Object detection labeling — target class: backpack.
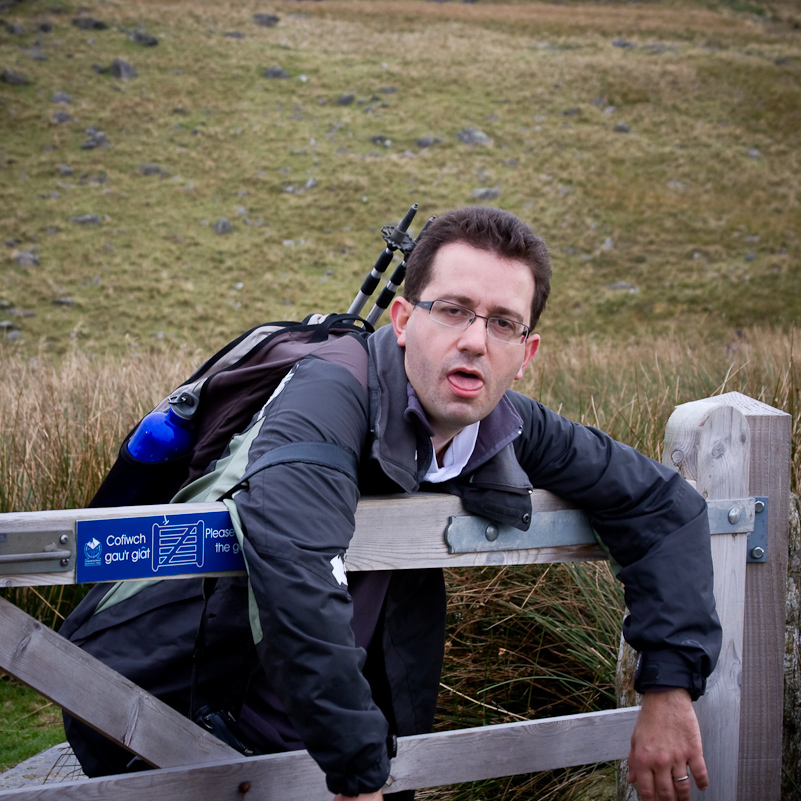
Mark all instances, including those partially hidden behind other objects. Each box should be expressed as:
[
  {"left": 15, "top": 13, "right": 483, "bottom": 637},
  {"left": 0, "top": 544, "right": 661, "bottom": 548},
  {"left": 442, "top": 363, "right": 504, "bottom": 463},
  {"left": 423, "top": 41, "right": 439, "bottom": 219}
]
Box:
[{"left": 61, "top": 206, "right": 426, "bottom": 776}]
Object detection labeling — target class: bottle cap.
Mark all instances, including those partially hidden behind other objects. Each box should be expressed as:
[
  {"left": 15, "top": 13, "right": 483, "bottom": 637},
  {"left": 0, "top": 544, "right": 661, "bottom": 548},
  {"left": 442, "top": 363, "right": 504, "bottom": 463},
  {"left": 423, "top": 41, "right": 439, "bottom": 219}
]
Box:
[{"left": 168, "top": 390, "right": 200, "bottom": 420}]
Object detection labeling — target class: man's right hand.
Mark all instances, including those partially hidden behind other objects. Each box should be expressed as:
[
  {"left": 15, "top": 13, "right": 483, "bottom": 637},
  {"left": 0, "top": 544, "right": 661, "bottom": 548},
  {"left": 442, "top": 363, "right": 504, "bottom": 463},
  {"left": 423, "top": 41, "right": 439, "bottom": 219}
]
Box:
[{"left": 333, "top": 792, "right": 383, "bottom": 801}]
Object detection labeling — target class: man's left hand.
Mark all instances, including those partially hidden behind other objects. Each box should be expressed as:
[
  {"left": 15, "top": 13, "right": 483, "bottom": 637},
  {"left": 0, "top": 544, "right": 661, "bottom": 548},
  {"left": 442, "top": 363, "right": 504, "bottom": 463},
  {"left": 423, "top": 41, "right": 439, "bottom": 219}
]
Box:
[{"left": 627, "top": 688, "right": 708, "bottom": 801}]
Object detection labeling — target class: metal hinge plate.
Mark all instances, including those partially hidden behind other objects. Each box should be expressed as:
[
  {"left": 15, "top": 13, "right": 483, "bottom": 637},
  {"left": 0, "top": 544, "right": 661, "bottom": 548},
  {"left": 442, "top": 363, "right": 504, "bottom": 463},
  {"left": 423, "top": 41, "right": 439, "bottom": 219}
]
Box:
[
  {"left": 0, "top": 529, "right": 74, "bottom": 575},
  {"left": 445, "top": 509, "right": 596, "bottom": 554},
  {"left": 747, "top": 497, "right": 768, "bottom": 563}
]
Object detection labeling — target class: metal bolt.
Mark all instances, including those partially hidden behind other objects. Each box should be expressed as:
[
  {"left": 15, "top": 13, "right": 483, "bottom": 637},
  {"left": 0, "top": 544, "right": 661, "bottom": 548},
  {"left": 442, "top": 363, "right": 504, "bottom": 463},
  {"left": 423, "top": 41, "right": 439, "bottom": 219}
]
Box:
[
  {"left": 59, "top": 534, "right": 69, "bottom": 544},
  {"left": 728, "top": 508, "right": 741, "bottom": 525},
  {"left": 60, "top": 558, "right": 70, "bottom": 567},
  {"left": 750, "top": 546, "right": 765, "bottom": 560},
  {"left": 238, "top": 782, "right": 251, "bottom": 795},
  {"left": 485, "top": 525, "right": 499, "bottom": 542},
  {"left": 755, "top": 500, "right": 766, "bottom": 514}
]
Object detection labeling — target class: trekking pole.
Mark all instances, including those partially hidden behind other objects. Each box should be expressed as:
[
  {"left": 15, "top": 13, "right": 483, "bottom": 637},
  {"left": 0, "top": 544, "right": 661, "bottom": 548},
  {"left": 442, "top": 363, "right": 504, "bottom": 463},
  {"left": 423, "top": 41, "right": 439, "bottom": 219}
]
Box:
[
  {"left": 364, "top": 215, "right": 436, "bottom": 327},
  {"left": 347, "top": 203, "right": 418, "bottom": 318}
]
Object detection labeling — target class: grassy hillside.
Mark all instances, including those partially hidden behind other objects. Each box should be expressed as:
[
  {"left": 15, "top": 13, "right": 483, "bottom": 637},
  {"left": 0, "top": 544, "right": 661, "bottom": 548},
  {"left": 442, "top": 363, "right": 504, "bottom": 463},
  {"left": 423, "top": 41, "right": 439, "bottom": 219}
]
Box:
[{"left": 1, "top": 0, "right": 799, "bottom": 356}]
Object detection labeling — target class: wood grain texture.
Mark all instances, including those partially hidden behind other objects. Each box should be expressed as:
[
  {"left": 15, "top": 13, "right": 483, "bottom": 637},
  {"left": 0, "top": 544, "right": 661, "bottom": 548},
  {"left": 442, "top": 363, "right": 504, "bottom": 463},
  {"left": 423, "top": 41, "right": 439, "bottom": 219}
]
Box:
[
  {"left": 705, "top": 393, "right": 791, "bottom": 801},
  {"left": 664, "top": 399, "right": 750, "bottom": 801},
  {"left": 0, "top": 597, "right": 238, "bottom": 770},
  {"left": 0, "top": 708, "right": 639, "bottom": 800},
  {"left": 0, "top": 492, "right": 605, "bottom": 587}
]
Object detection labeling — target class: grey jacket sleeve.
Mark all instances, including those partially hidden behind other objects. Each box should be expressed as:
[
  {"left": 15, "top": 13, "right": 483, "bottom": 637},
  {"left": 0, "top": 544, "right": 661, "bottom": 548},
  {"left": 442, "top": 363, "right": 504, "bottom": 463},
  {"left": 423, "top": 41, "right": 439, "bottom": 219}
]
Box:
[
  {"left": 233, "top": 357, "right": 390, "bottom": 796},
  {"left": 510, "top": 394, "right": 721, "bottom": 699}
]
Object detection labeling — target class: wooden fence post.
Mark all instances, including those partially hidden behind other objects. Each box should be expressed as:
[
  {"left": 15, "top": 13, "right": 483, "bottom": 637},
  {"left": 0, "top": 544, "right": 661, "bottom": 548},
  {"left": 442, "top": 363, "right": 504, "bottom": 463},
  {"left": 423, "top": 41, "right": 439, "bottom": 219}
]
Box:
[
  {"left": 684, "top": 392, "right": 791, "bottom": 801},
  {"left": 663, "top": 399, "right": 750, "bottom": 801}
]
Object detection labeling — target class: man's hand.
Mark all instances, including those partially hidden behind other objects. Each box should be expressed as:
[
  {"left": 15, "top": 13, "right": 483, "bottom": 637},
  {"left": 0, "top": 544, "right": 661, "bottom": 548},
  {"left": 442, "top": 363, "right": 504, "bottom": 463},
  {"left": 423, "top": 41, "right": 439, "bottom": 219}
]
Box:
[
  {"left": 333, "top": 792, "right": 383, "bottom": 801},
  {"left": 627, "top": 688, "right": 708, "bottom": 801}
]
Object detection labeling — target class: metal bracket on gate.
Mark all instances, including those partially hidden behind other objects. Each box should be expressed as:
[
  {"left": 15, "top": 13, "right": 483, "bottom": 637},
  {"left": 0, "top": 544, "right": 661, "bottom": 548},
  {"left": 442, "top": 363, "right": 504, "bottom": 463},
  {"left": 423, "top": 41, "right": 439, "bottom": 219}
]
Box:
[
  {"left": 747, "top": 497, "right": 768, "bottom": 563},
  {"left": 0, "top": 529, "right": 75, "bottom": 575},
  {"left": 705, "top": 497, "right": 767, "bottom": 563},
  {"left": 445, "top": 509, "right": 596, "bottom": 554}
]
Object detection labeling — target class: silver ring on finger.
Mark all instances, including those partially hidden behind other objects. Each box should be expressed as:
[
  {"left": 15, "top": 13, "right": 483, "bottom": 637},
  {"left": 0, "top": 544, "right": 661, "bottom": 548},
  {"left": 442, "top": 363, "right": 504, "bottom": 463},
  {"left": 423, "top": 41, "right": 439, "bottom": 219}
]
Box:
[{"left": 673, "top": 775, "right": 690, "bottom": 783}]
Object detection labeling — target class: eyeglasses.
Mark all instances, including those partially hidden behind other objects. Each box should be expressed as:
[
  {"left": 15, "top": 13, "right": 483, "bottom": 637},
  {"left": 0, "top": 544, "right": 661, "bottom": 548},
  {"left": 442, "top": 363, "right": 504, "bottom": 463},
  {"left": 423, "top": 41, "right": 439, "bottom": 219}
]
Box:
[{"left": 414, "top": 300, "right": 530, "bottom": 344}]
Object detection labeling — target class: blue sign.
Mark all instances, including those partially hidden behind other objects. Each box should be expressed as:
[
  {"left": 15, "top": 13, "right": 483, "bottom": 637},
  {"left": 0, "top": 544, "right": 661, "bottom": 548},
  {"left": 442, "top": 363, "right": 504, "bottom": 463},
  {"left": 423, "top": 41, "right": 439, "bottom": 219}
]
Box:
[{"left": 76, "top": 510, "right": 246, "bottom": 583}]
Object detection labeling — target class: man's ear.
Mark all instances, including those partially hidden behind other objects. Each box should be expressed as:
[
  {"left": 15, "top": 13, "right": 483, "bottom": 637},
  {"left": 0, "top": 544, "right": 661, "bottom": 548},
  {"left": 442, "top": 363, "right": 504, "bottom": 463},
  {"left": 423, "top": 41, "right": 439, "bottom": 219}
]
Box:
[
  {"left": 389, "top": 297, "right": 413, "bottom": 347},
  {"left": 514, "top": 334, "right": 540, "bottom": 381}
]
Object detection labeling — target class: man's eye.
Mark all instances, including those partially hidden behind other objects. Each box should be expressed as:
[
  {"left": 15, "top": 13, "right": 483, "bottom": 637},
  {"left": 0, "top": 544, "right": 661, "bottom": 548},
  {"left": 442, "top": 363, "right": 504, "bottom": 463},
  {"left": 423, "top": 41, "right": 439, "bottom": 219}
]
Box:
[
  {"left": 443, "top": 305, "right": 468, "bottom": 318},
  {"left": 492, "top": 318, "right": 514, "bottom": 331}
]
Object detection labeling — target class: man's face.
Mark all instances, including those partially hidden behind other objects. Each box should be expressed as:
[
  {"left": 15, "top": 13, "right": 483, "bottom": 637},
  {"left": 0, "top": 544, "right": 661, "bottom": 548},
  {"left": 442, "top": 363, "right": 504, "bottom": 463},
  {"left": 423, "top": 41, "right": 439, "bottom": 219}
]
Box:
[{"left": 390, "top": 241, "right": 540, "bottom": 453}]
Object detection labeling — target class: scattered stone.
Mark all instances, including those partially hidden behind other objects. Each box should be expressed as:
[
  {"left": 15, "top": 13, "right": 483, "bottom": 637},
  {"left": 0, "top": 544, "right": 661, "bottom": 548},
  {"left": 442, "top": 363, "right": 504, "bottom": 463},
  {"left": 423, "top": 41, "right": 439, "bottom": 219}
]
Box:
[
  {"left": 253, "top": 13, "right": 279, "bottom": 27},
  {"left": 5, "top": 329, "right": 21, "bottom": 341},
  {"left": 139, "top": 163, "right": 166, "bottom": 176},
  {"left": 71, "top": 214, "right": 102, "bottom": 225},
  {"left": 455, "top": 127, "right": 492, "bottom": 145},
  {"left": 562, "top": 107, "right": 580, "bottom": 117},
  {"left": 1, "top": 69, "right": 29, "bottom": 86},
  {"left": 214, "top": 219, "right": 233, "bottom": 235},
  {"left": 613, "top": 123, "right": 630, "bottom": 134},
  {"left": 667, "top": 180, "right": 687, "bottom": 191},
  {"left": 79, "top": 171, "right": 106, "bottom": 185},
  {"left": 305, "top": 177, "right": 318, "bottom": 189},
  {"left": 37, "top": 22, "right": 53, "bottom": 33},
  {"left": 72, "top": 17, "right": 108, "bottom": 30},
  {"left": 58, "top": 164, "right": 73, "bottom": 176},
  {"left": 612, "top": 38, "right": 636, "bottom": 49},
  {"left": 471, "top": 187, "right": 500, "bottom": 201},
  {"left": 172, "top": 107, "right": 189, "bottom": 115},
  {"left": 337, "top": 93, "right": 355, "bottom": 106},
  {"left": 643, "top": 43, "right": 675, "bottom": 54},
  {"left": 92, "top": 63, "right": 108, "bottom": 74},
  {"left": 13, "top": 251, "right": 39, "bottom": 267},
  {"left": 264, "top": 65, "right": 289, "bottom": 79},
  {"left": 748, "top": 148, "right": 762, "bottom": 158},
  {"left": 746, "top": 252, "right": 757, "bottom": 262},
  {"left": 6, "top": 22, "right": 24, "bottom": 34},
  {"left": 379, "top": 86, "right": 396, "bottom": 94},
  {"left": 81, "top": 129, "right": 109, "bottom": 149},
  {"left": 8, "top": 306, "right": 35, "bottom": 316},
  {"left": 130, "top": 30, "right": 158, "bottom": 46},
  {"left": 602, "top": 237, "right": 615, "bottom": 250},
  {"left": 369, "top": 134, "right": 391, "bottom": 147},
  {"left": 224, "top": 31, "right": 244, "bottom": 39},
  {"left": 51, "top": 111, "right": 71, "bottom": 124},
  {"left": 606, "top": 281, "right": 639, "bottom": 293},
  {"left": 52, "top": 297, "right": 74, "bottom": 306},
  {"left": 25, "top": 48, "right": 48, "bottom": 61},
  {"left": 416, "top": 136, "right": 440, "bottom": 148},
  {"left": 110, "top": 58, "right": 137, "bottom": 80},
  {"left": 52, "top": 91, "right": 71, "bottom": 104}
]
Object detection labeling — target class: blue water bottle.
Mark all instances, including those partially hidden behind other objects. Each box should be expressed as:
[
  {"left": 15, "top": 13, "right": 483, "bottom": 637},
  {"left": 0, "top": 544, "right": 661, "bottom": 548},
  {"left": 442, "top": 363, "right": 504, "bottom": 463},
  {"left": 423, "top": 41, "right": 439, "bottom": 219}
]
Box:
[{"left": 126, "top": 390, "right": 200, "bottom": 462}]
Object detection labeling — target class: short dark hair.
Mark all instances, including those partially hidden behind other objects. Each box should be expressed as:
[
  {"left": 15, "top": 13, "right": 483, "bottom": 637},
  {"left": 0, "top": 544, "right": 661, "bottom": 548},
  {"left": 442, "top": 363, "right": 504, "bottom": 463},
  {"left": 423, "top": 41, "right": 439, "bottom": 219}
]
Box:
[{"left": 403, "top": 207, "right": 552, "bottom": 330}]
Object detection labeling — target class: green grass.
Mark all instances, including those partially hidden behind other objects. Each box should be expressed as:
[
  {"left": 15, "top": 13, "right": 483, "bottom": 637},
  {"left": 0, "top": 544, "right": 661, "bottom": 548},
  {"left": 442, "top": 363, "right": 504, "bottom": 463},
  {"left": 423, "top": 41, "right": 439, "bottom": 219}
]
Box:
[
  {"left": 0, "top": 0, "right": 799, "bottom": 355},
  {"left": 0, "top": 674, "right": 65, "bottom": 772}
]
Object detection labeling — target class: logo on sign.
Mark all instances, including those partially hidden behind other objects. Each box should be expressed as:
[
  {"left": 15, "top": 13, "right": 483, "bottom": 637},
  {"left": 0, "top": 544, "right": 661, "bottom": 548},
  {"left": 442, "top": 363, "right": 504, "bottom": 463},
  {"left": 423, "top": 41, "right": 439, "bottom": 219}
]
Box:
[
  {"left": 84, "top": 537, "right": 102, "bottom": 567},
  {"left": 152, "top": 520, "right": 204, "bottom": 572}
]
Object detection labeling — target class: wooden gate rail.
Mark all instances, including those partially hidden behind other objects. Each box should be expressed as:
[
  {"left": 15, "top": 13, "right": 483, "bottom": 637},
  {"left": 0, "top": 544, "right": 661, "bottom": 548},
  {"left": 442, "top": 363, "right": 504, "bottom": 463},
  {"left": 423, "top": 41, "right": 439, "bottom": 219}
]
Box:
[{"left": 0, "top": 392, "right": 791, "bottom": 801}]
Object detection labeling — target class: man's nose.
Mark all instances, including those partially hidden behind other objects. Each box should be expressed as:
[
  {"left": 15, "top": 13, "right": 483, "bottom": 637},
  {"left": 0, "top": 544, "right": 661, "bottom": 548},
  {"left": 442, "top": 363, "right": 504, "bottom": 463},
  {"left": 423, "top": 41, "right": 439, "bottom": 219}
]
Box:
[{"left": 456, "top": 318, "right": 489, "bottom": 353}]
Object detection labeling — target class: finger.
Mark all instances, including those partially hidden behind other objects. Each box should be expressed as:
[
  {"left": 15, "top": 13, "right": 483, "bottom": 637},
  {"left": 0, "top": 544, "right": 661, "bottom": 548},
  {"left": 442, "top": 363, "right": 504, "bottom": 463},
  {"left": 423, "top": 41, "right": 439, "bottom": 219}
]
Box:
[
  {"left": 672, "top": 769, "right": 692, "bottom": 801},
  {"left": 689, "top": 751, "right": 710, "bottom": 790},
  {"left": 653, "top": 767, "right": 679, "bottom": 801}
]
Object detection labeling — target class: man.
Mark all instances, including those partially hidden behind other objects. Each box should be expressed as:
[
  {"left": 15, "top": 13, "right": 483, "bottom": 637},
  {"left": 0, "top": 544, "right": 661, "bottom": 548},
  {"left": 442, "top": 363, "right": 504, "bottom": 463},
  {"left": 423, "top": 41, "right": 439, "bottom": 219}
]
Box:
[{"left": 64, "top": 207, "right": 720, "bottom": 801}]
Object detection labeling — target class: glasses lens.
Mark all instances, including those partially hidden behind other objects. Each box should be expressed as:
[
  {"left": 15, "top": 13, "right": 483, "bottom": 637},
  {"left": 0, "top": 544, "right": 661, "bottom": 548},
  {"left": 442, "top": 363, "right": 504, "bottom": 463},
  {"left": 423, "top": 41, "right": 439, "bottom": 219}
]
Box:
[
  {"left": 430, "top": 301, "right": 473, "bottom": 328},
  {"left": 487, "top": 318, "right": 526, "bottom": 343}
]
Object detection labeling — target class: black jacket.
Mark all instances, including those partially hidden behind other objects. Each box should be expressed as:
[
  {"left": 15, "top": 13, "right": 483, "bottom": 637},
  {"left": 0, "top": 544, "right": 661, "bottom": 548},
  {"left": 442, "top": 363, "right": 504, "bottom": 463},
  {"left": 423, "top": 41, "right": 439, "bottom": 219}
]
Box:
[{"left": 229, "top": 324, "right": 721, "bottom": 795}]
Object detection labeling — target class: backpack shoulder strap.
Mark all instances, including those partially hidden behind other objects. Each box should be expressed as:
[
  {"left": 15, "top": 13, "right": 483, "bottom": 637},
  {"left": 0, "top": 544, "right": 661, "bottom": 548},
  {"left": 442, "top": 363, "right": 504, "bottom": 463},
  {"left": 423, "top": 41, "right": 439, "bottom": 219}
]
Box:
[{"left": 219, "top": 441, "right": 358, "bottom": 501}]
